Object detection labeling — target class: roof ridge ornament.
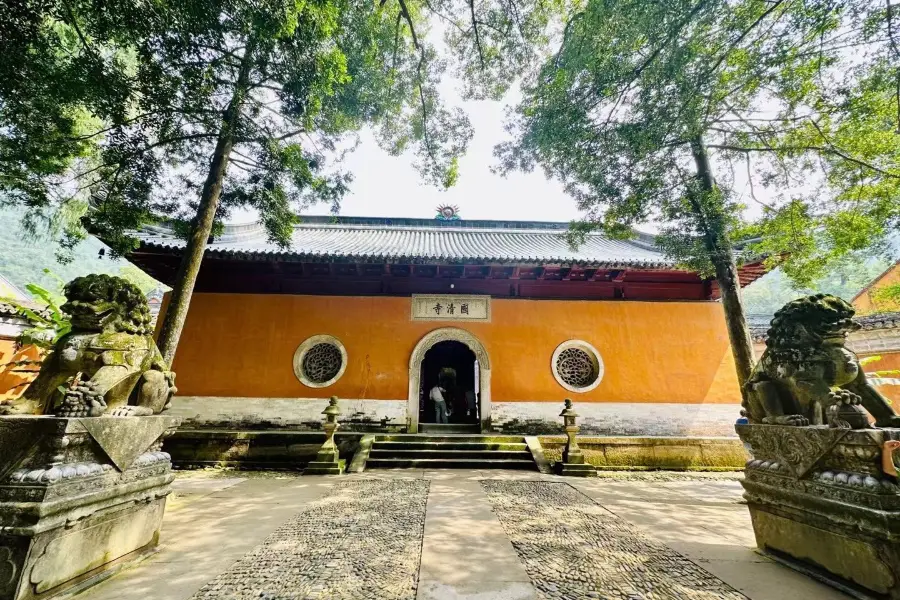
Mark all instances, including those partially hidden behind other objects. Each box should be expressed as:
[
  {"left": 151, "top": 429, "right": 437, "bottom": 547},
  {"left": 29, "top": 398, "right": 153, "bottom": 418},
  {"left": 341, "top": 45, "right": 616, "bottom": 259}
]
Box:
[{"left": 435, "top": 204, "right": 461, "bottom": 221}]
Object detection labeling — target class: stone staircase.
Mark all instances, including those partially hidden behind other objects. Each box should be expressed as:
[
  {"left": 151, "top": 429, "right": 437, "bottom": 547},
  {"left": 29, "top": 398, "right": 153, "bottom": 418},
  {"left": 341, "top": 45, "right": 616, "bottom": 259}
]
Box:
[
  {"left": 363, "top": 434, "right": 540, "bottom": 470},
  {"left": 419, "top": 423, "right": 481, "bottom": 434}
]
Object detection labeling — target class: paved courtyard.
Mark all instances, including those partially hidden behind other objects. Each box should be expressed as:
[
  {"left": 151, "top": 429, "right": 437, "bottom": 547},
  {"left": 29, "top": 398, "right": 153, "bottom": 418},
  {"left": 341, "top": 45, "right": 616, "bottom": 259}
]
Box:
[{"left": 77, "top": 470, "right": 849, "bottom": 600}]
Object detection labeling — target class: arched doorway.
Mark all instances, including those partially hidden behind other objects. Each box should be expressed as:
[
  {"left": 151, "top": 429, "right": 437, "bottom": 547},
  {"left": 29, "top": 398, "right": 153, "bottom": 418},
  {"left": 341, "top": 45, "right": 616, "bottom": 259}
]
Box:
[
  {"left": 408, "top": 328, "right": 491, "bottom": 433},
  {"left": 419, "top": 341, "right": 478, "bottom": 426}
]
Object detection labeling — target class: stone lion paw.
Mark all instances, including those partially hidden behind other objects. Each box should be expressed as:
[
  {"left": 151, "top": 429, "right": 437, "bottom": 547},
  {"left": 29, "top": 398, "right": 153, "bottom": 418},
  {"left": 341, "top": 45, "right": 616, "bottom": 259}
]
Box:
[
  {"left": 106, "top": 405, "right": 154, "bottom": 417},
  {"left": 829, "top": 389, "right": 862, "bottom": 406},
  {"left": 55, "top": 381, "right": 106, "bottom": 417},
  {"left": 763, "top": 414, "right": 809, "bottom": 426}
]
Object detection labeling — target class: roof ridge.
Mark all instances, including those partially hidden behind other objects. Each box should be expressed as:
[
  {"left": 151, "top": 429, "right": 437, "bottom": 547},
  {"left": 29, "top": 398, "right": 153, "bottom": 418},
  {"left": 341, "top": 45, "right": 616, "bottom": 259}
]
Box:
[{"left": 130, "top": 218, "right": 677, "bottom": 269}]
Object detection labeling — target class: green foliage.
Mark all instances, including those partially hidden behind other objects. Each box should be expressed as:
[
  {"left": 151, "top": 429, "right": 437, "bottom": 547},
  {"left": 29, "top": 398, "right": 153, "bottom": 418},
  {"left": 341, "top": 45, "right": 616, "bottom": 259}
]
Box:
[
  {"left": 1, "top": 283, "right": 71, "bottom": 352},
  {"left": 874, "top": 282, "right": 900, "bottom": 309},
  {"left": 743, "top": 254, "right": 892, "bottom": 314},
  {"left": 497, "top": 0, "right": 899, "bottom": 285},
  {"left": 0, "top": 0, "right": 554, "bottom": 254}
]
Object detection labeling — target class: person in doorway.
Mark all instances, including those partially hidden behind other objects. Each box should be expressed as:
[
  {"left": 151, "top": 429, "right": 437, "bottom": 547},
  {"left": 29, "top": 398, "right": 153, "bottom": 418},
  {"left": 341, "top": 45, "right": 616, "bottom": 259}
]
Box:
[{"left": 430, "top": 384, "right": 449, "bottom": 424}]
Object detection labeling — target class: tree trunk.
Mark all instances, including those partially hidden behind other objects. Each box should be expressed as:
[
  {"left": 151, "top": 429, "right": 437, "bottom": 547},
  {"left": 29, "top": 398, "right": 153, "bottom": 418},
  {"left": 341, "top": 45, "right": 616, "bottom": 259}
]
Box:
[
  {"left": 156, "top": 39, "right": 257, "bottom": 365},
  {"left": 689, "top": 136, "right": 756, "bottom": 389}
]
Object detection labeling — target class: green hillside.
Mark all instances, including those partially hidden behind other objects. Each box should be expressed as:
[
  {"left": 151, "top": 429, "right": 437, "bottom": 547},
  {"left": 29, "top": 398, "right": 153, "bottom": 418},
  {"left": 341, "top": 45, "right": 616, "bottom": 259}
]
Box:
[
  {"left": 743, "top": 256, "right": 893, "bottom": 315},
  {"left": 0, "top": 206, "right": 163, "bottom": 300}
]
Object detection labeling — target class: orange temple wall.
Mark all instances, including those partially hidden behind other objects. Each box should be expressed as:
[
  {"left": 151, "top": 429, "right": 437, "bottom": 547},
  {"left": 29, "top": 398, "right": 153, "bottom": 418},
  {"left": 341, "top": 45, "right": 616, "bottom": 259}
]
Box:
[
  {"left": 165, "top": 293, "right": 742, "bottom": 404},
  {"left": 0, "top": 339, "right": 40, "bottom": 400}
]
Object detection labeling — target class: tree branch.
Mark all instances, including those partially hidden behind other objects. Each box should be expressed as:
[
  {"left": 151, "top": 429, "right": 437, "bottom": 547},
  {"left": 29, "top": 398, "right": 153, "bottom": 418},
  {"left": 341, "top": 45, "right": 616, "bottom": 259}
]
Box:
[
  {"left": 886, "top": 0, "right": 900, "bottom": 132},
  {"left": 397, "top": 0, "right": 420, "bottom": 50},
  {"left": 708, "top": 139, "right": 900, "bottom": 179},
  {"left": 632, "top": 0, "right": 712, "bottom": 80},
  {"left": 702, "top": 0, "right": 785, "bottom": 78},
  {"left": 391, "top": 10, "right": 403, "bottom": 72},
  {"left": 468, "top": 0, "right": 486, "bottom": 69},
  {"left": 395, "top": 0, "right": 436, "bottom": 165},
  {"left": 60, "top": 0, "right": 96, "bottom": 58}
]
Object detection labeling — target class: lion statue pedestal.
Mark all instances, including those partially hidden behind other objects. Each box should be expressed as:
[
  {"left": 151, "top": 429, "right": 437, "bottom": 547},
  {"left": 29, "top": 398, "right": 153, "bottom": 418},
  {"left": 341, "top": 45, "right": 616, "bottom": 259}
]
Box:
[
  {"left": 0, "top": 275, "right": 181, "bottom": 600},
  {"left": 738, "top": 294, "right": 900, "bottom": 599},
  {"left": 738, "top": 424, "right": 900, "bottom": 598}
]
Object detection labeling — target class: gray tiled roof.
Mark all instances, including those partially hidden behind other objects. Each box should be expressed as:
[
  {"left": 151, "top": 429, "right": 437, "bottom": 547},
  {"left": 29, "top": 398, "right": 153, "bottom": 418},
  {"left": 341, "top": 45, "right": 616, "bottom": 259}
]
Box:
[
  {"left": 856, "top": 311, "right": 900, "bottom": 330},
  {"left": 749, "top": 311, "right": 900, "bottom": 342},
  {"left": 134, "top": 217, "right": 676, "bottom": 268}
]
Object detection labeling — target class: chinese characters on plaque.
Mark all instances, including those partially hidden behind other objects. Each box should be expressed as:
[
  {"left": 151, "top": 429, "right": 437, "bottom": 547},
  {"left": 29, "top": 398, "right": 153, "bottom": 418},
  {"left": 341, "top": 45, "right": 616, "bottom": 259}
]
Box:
[{"left": 410, "top": 295, "right": 491, "bottom": 322}]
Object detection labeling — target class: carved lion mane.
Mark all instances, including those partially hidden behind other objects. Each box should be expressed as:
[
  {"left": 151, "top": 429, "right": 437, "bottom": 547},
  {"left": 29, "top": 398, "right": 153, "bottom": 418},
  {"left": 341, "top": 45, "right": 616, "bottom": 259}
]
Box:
[
  {"left": 63, "top": 274, "right": 153, "bottom": 336},
  {"left": 765, "top": 293, "right": 858, "bottom": 355}
]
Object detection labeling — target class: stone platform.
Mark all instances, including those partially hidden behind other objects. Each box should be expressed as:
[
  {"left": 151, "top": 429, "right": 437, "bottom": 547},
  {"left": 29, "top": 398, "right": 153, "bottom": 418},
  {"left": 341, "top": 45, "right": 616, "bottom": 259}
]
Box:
[
  {"left": 0, "top": 415, "right": 180, "bottom": 600},
  {"left": 164, "top": 429, "right": 748, "bottom": 471}
]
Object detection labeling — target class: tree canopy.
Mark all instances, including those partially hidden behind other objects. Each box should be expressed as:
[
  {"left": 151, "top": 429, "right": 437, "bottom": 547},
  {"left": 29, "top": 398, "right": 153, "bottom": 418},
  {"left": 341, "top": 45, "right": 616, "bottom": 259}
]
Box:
[
  {"left": 496, "top": 0, "right": 900, "bottom": 385},
  {"left": 0, "top": 0, "right": 554, "bottom": 360}
]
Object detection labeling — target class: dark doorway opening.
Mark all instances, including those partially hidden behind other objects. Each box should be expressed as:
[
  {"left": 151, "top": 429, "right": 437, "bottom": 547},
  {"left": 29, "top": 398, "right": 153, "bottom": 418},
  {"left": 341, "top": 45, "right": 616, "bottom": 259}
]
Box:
[{"left": 419, "top": 340, "right": 480, "bottom": 425}]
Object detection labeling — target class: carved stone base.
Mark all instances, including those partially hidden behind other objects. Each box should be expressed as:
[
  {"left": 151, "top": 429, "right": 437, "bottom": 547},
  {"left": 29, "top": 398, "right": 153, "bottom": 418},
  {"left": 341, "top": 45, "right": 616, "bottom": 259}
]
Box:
[
  {"left": 737, "top": 423, "right": 900, "bottom": 599},
  {"left": 555, "top": 462, "right": 597, "bottom": 477},
  {"left": 748, "top": 505, "right": 898, "bottom": 599},
  {"left": 0, "top": 415, "right": 180, "bottom": 600},
  {"left": 304, "top": 459, "right": 346, "bottom": 475}
]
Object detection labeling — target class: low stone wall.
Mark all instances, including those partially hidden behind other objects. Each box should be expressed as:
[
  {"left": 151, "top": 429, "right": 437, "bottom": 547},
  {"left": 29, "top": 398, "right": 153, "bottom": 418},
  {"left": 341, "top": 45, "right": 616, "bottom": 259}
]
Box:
[
  {"left": 539, "top": 436, "right": 748, "bottom": 470},
  {"left": 170, "top": 397, "right": 744, "bottom": 438},
  {"left": 165, "top": 430, "right": 365, "bottom": 470},
  {"left": 165, "top": 429, "right": 747, "bottom": 471},
  {"left": 167, "top": 396, "right": 407, "bottom": 431},
  {"left": 491, "top": 402, "right": 742, "bottom": 438}
]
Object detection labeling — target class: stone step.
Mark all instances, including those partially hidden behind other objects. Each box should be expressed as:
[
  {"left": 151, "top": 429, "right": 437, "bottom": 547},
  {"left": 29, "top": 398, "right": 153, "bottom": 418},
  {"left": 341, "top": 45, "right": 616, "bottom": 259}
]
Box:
[
  {"left": 369, "top": 449, "right": 533, "bottom": 460},
  {"left": 376, "top": 434, "right": 526, "bottom": 444},
  {"left": 365, "top": 458, "right": 538, "bottom": 470},
  {"left": 372, "top": 441, "right": 528, "bottom": 452},
  {"left": 419, "top": 423, "right": 481, "bottom": 434}
]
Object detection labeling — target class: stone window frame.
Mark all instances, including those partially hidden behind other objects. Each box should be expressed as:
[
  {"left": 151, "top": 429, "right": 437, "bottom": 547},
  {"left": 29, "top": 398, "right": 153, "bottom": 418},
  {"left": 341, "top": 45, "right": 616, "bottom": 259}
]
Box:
[
  {"left": 293, "top": 335, "right": 348, "bottom": 388},
  {"left": 550, "top": 340, "right": 604, "bottom": 393}
]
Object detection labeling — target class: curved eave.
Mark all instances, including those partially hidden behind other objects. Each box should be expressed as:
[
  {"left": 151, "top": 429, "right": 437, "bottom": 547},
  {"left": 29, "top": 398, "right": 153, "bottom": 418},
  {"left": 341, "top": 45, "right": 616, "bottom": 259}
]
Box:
[{"left": 134, "top": 240, "right": 678, "bottom": 270}]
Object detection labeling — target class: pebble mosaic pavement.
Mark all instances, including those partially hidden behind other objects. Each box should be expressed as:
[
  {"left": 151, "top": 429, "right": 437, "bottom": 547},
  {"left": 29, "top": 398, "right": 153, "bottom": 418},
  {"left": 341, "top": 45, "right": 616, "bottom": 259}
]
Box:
[
  {"left": 188, "top": 479, "right": 429, "bottom": 600},
  {"left": 481, "top": 480, "right": 748, "bottom": 600}
]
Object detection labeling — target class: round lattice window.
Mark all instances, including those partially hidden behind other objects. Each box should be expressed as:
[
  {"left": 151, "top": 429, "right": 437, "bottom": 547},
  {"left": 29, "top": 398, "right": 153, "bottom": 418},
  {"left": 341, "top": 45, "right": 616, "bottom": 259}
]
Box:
[
  {"left": 551, "top": 340, "right": 604, "bottom": 393},
  {"left": 302, "top": 343, "right": 342, "bottom": 383},
  {"left": 293, "top": 335, "right": 347, "bottom": 388}
]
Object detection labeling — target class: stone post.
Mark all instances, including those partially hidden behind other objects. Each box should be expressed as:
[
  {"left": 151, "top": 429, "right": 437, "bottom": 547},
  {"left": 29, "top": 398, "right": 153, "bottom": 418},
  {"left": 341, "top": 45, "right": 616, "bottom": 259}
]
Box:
[
  {"left": 304, "top": 396, "right": 345, "bottom": 475},
  {"left": 555, "top": 399, "right": 596, "bottom": 477}
]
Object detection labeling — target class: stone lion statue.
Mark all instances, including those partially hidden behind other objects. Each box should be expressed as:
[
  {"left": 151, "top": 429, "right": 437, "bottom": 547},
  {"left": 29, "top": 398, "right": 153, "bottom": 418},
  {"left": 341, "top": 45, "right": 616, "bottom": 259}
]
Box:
[
  {"left": 3, "top": 274, "right": 176, "bottom": 417},
  {"left": 743, "top": 293, "right": 900, "bottom": 428}
]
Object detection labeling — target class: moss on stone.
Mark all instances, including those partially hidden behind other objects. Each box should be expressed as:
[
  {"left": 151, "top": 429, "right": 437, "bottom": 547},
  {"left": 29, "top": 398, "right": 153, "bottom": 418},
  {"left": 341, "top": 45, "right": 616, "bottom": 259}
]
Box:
[{"left": 538, "top": 436, "right": 746, "bottom": 470}]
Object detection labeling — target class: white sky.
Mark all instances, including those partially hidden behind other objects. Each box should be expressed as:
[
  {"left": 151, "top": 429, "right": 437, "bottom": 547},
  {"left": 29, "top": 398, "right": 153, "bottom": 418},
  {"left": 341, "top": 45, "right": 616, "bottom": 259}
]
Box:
[
  {"left": 265, "top": 94, "right": 586, "bottom": 224},
  {"left": 233, "top": 51, "right": 770, "bottom": 227},
  {"left": 288, "top": 95, "right": 768, "bottom": 227},
  {"left": 227, "top": 15, "right": 776, "bottom": 229}
]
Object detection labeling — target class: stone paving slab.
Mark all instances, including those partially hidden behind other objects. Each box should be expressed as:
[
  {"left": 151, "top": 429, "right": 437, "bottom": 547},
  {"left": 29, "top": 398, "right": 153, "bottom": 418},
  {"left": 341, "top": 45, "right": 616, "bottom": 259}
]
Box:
[
  {"left": 189, "top": 479, "right": 430, "bottom": 600},
  {"left": 482, "top": 480, "right": 748, "bottom": 600},
  {"left": 417, "top": 479, "right": 537, "bottom": 599}
]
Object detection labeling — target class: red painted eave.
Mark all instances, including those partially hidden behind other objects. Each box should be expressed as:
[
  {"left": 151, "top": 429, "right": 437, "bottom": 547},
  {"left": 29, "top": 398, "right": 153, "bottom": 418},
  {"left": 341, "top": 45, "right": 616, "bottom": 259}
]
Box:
[{"left": 707, "top": 260, "right": 770, "bottom": 300}]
